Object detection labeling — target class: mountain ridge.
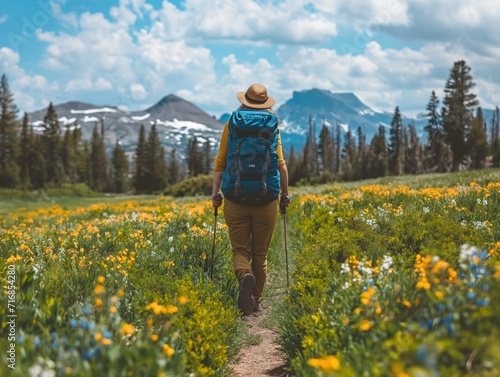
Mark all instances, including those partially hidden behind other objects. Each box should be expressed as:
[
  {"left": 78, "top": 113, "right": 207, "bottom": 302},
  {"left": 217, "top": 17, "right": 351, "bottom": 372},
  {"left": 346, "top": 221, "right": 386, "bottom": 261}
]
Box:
[{"left": 27, "top": 89, "right": 496, "bottom": 155}]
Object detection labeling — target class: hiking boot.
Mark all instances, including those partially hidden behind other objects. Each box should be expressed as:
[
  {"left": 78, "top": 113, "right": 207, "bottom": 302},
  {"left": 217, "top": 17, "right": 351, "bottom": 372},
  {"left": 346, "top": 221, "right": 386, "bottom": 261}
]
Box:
[
  {"left": 238, "top": 273, "right": 255, "bottom": 316},
  {"left": 253, "top": 298, "right": 263, "bottom": 313}
]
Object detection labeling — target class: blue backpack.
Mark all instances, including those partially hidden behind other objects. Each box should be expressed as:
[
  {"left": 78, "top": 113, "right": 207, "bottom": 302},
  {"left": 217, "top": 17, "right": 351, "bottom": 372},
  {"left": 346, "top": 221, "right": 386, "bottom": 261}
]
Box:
[{"left": 221, "top": 110, "right": 281, "bottom": 206}]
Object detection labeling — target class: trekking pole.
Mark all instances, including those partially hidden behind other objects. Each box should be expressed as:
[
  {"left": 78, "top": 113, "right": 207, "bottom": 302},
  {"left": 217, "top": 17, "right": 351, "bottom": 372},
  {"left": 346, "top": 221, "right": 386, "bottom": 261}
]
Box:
[
  {"left": 280, "top": 195, "right": 290, "bottom": 287},
  {"left": 210, "top": 202, "right": 219, "bottom": 280}
]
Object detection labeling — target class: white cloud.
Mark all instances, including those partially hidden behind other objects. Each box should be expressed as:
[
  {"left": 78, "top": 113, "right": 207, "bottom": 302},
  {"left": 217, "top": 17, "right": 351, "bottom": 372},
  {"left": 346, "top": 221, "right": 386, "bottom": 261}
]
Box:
[
  {"left": 65, "top": 77, "right": 113, "bottom": 92},
  {"left": 378, "top": 1, "right": 500, "bottom": 52},
  {"left": 4, "top": 0, "right": 500, "bottom": 118},
  {"left": 0, "top": 14, "right": 8, "bottom": 24},
  {"left": 312, "top": 0, "right": 410, "bottom": 30},
  {"left": 0, "top": 47, "right": 58, "bottom": 112},
  {"left": 157, "top": 0, "right": 338, "bottom": 44}
]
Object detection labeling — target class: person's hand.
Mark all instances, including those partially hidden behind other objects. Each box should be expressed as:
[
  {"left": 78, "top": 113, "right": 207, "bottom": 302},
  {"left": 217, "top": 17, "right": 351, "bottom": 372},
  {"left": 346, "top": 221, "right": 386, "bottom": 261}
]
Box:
[
  {"left": 212, "top": 193, "right": 223, "bottom": 208},
  {"left": 280, "top": 193, "right": 291, "bottom": 207}
]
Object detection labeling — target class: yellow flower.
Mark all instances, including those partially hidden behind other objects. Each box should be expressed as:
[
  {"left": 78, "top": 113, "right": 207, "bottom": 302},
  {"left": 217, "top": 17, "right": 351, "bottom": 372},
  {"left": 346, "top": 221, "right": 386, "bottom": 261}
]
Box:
[
  {"left": 165, "top": 305, "right": 178, "bottom": 314},
  {"left": 5, "top": 254, "right": 22, "bottom": 264},
  {"left": 402, "top": 300, "right": 412, "bottom": 308},
  {"left": 117, "top": 289, "right": 125, "bottom": 297},
  {"left": 360, "top": 287, "right": 377, "bottom": 305},
  {"left": 94, "top": 285, "right": 105, "bottom": 294},
  {"left": 120, "top": 323, "right": 135, "bottom": 336},
  {"left": 151, "top": 334, "right": 159, "bottom": 342},
  {"left": 101, "top": 338, "right": 112, "bottom": 346},
  {"left": 97, "top": 276, "right": 105, "bottom": 283},
  {"left": 434, "top": 290, "right": 443, "bottom": 299},
  {"left": 179, "top": 296, "right": 189, "bottom": 305},
  {"left": 95, "top": 298, "right": 103, "bottom": 307},
  {"left": 359, "top": 320, "right": 373, "bottom": 331},
  {"left": 162, "top": 344, "right": 175, "bottom": 357},
  {"left": 94, "top": 332, "right": 103, "bottom": 341},
  {"left": 110, "top": 305, "right": 117, "bottom": 313},
  {"left": 416, "top": 278, "right": 431, "bottom": 290},
  {"left": 307, "top": 355, "right": 340, "bottom": 372}
]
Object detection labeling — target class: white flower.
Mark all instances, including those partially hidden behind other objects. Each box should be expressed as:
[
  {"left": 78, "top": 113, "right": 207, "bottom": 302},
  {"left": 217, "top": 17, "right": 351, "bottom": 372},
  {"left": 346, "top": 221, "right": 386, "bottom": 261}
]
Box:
[
  {"left": 340, "top": 263, "right": 351, "bottom": 273},
  {"left": 482, "top": 199, "right": 488, "bottom": 206},
  {"left": 337, "top": 217, "right": 343, "bottom": 223},
  {"left": 170, "top": 247, "right": 175, "bottom": 253},
  {"left": 168, "top": 236, "right": 173, "bottom": 243},
  {"left": 423, "top": 207, "right": 430, "bottom": 213},
  {"left": 366, "top": 218, "right": 377, "bottom": 229},
  {"left": 380, "top": 255, "right": 393, "bottom": 271}
]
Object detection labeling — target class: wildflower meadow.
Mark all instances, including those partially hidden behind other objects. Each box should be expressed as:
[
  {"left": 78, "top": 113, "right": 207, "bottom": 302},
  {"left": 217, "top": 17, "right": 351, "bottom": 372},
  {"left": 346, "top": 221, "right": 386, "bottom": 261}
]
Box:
[
  {"left": 1, "top": 169, "right": 500, "bottom": 376},
  {"left": 278, "top": 170, "right": 500, "bottom": 376}
]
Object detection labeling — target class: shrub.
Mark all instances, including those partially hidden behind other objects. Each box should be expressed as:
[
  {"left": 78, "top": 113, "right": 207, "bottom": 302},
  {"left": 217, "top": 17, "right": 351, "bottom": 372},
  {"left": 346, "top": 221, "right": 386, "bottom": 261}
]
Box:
[{"left": 165, "top": 175, "right": 213, "bottom": 197}]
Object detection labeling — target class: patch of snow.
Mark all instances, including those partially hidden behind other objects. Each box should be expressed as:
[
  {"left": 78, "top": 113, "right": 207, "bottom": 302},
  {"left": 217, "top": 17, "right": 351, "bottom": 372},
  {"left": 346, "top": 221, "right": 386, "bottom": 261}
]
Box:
[
  {"left": 279, "top": 120, "right": 307, "bottom": 135},
  {"left": 58, "top": 117, "right": 77, "bottom": 125},
  {"left": 31, "top": 120, "right": 44, "bottom": 127},
  {"left": 131, "top": 113, "right": 150, "bottom": 121},
  {"left": 81, "top": 115, "right": 100, "bottom": 123},
  {"left": 70, "top": 107, "right": 117, "bottom": 114},
  {"left": 338, "top": 122, "right": 349, "bottom": 132},
  {"left": 156, "top": 119, "right": 214, "bottom": 134},
  {"left": 359, "top": 109, "right": 375, "bottom": 116},
  {"left": 120, "top": 117, "right": 133, "bottom": 123}
]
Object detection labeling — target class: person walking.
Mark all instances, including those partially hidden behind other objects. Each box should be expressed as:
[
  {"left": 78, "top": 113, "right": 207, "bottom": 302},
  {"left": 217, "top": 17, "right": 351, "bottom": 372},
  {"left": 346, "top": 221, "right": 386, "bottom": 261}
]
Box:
[{"left": 211, "top": 83, "right": 291, "bottom": 316}]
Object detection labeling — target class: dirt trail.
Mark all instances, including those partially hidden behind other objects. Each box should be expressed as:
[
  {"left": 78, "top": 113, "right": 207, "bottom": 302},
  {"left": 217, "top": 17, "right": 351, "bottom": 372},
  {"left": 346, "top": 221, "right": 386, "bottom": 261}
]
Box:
[{"left": 230, "top": 306, "right": 288, "bottom": 377}]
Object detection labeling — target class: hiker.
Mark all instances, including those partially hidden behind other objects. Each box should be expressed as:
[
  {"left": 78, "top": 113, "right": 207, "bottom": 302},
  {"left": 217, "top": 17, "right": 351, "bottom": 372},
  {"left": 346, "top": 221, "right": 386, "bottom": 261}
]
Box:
[{"left": 211, "top": 83, "right": 291, "bottom": 316}]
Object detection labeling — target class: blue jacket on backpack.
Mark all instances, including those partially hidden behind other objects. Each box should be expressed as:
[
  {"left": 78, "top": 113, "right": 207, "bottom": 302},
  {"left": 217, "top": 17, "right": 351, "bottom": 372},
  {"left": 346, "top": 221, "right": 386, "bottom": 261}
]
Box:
[{"left": 221, "top": 110, "right": 281, "bottom": 206}]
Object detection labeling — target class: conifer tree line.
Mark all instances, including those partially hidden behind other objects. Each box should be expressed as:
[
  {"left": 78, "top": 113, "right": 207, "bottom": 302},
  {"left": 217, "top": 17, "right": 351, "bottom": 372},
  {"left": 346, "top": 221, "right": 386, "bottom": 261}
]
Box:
[
  {"left": 286, "top": 60, "right": 500, "bottom": 185},
  {"left": 0, "top": 73, "right": 212, "bottom": 194},
  {"left": 1, "top": 59, "right": 499, "bottom": 194}
]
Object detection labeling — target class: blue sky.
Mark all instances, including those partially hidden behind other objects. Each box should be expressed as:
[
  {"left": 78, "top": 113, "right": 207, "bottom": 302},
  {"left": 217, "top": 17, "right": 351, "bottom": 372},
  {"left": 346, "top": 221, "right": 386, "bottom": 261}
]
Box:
[{"left": 1, "top": 0, "right": 499, "bottom": 118}]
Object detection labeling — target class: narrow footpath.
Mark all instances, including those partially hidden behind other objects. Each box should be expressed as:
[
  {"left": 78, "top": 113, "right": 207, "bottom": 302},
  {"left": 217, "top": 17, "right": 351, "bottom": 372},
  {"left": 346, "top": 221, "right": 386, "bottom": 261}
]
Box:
[
  {"left": 230, "top": 308, "right": 288, "bottom": 377},
  {"left": 230, "top": 213, "right": 292, "bottom": 377}
]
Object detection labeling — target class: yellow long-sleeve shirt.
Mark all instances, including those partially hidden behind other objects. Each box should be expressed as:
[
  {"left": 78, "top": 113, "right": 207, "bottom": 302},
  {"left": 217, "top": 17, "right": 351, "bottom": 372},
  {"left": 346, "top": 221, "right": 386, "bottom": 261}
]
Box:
[{"left": 213, "top": 120, "right": 286, "bottom": 171}]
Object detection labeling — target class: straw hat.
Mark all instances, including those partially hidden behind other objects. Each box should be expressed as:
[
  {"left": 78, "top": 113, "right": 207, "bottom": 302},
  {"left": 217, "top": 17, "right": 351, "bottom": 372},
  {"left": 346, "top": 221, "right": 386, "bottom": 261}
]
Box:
[{"left": 237, "top": 83, "right": 275, "bottom": 109}]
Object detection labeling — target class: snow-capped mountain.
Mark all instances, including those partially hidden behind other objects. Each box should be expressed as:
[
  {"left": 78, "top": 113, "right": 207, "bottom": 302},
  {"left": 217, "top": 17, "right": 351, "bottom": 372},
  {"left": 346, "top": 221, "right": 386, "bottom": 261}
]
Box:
[
  {"left": 27, "top": 95, "right": 225, "bottom": 157},
  {"left": 30, "top": 89, "right": 497, "bottom": 158},
  {"left": 276, "top": 88, "right": 426, "bottom": 151}
]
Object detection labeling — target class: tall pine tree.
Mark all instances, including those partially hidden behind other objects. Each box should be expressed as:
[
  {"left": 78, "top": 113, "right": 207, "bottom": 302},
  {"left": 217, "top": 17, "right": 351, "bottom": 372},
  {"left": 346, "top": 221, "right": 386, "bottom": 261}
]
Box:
[
  {"left": 388, "top": 106, "right": 405, "bottom": 176},
  {"left": 134, "top": 124, "right": 148, "bottom": 193},
  {"left": 111, "top": 140, "right": 130, "bottom": 193},
  {"left": 145, "top": 123, "right": 167, "bottom": 192},
  {"left": 41, "top": 103, "right": 65, "bottom": 187},
  {"left": 0, "top": 73, "right": 20, "bottom": 187},
  {"left": 368, "top": 125, "right": 388, "bottom": 178},
  {"left": 167, "top": 148, "right": 180, "bottom": 185},
  {"left": 468, "top": 107, "right": 488, "bottom": 169},
  {"left": 186, "top": 136, "right": 203, "bottom": 177},
  {"left": 18, "top": 112, "right": 32, "bottom": 188},
  {"left": 423, "top": 91, "right": 449, "bottom": 172},
  {"left": 442, "top": 60, "right": 479, "bottom": 171},
  {"left": 89, "top": 123, "right": 108, "bottom": 191},
  {"left": 405, "top": 123, "right": 424, "bottom": 174},
  {"left": 341, "top": 128, "right": 358, "bottom": 181},
  {"left": 490, "top": 106, "right": 500, "bottom": 167}
]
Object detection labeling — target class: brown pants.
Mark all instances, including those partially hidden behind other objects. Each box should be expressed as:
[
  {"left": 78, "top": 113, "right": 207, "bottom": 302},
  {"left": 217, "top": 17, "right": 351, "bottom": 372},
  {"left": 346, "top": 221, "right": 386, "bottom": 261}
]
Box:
[{"left": 223, "top": 199, "right": 278, "bottom": 300}]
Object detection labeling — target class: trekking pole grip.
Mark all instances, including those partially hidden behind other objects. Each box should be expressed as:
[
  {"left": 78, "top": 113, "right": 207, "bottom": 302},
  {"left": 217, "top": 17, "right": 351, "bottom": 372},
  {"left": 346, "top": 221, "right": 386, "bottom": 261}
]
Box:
[{"left": 279, "top": 194, "right": 289, "bottom": 215}]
